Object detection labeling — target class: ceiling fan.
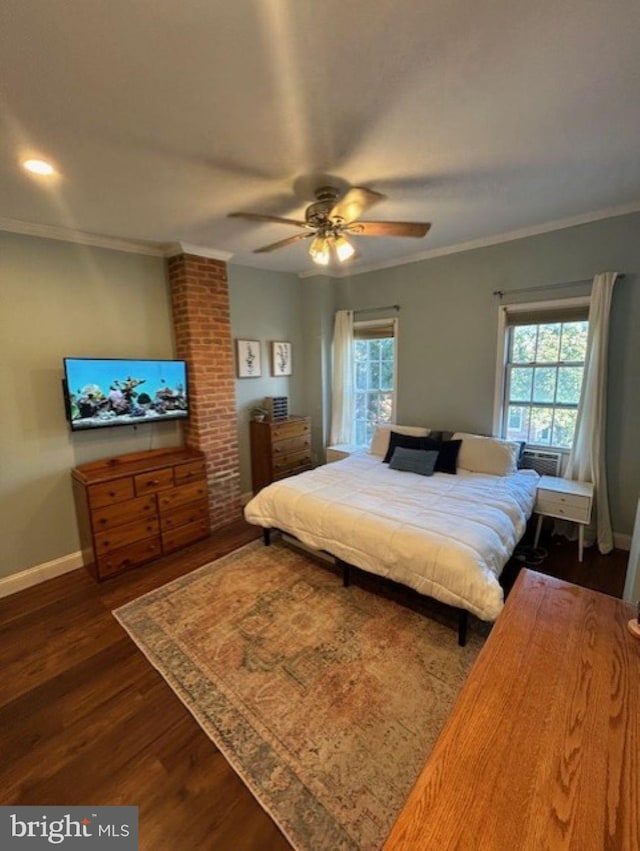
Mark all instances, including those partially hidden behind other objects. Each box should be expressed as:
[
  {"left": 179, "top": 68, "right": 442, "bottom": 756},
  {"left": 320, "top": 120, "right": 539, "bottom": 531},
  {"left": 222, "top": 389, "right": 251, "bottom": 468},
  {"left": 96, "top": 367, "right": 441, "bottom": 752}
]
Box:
[{"left": 228, "top": 185, "right": 431, "bottom": 266}]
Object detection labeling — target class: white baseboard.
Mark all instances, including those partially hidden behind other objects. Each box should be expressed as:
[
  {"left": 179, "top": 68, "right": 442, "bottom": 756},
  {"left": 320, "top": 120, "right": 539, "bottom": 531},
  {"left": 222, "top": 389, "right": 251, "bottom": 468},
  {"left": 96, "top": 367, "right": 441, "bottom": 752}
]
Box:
[
  {"left": 614, "top": 532, "right": 631, "bottom": 552},
  {"left": 0, "top": 551, "right": 83, "bottom": 599}
]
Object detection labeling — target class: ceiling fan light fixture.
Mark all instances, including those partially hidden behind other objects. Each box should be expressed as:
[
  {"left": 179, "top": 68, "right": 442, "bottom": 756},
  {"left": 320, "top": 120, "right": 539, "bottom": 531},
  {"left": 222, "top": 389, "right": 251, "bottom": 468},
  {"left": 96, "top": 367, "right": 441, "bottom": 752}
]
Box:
[
  {"left": 333, "top": 234, "right": 355, "bottom": 262},
  {"left": 309, "top": 235, "right": 331, "bottom": 266}
]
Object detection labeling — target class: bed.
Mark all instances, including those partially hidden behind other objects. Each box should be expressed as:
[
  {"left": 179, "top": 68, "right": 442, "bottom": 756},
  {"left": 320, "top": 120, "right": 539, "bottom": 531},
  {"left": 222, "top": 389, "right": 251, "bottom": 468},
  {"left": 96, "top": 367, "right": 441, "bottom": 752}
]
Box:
[{"left": 244, "top": 427, "right": 539, "bottom": 644}]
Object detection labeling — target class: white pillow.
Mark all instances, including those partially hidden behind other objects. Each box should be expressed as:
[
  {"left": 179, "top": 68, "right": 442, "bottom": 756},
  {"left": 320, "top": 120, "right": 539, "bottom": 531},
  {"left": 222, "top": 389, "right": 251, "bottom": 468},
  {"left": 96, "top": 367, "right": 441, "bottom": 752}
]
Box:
[
  {"left": 453, "top": 432, "right": 520, "bottom": 476},
  {"left": 368, "top": 424, "right": 430, "bottom": 458}
]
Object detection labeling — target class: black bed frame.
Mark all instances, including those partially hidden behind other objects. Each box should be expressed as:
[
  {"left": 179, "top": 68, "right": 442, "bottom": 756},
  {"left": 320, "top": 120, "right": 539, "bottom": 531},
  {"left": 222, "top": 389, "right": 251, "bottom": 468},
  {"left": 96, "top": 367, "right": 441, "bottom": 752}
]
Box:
[{"left": 261, "top": 527, "right": 470, "bottom": 647}]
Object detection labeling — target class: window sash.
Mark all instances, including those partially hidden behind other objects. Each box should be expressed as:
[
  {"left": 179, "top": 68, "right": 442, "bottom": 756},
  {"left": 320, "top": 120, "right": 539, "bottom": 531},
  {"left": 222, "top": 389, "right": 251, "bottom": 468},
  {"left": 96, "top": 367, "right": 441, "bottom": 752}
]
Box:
[
  {"left": 493, "top": 296, "right": 590, "bottom": 449},
  {"left": 352, "top": 318, "right": 397, "bottom": 446}
]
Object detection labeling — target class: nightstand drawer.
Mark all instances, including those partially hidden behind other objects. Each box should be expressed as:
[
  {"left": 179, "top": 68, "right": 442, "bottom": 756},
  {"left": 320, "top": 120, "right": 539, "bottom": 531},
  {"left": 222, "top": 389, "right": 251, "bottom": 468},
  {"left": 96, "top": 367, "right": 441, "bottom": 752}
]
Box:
[{"left": 535, "top": 495, "right": 591, "bottom": 523}]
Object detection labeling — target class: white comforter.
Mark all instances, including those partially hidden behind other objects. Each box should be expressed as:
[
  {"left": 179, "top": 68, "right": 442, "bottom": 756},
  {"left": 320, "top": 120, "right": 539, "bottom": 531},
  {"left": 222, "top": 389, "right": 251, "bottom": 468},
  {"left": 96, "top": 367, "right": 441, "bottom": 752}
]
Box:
[{"left": 244, "top": 452, "right": 539, "bottom": 621}]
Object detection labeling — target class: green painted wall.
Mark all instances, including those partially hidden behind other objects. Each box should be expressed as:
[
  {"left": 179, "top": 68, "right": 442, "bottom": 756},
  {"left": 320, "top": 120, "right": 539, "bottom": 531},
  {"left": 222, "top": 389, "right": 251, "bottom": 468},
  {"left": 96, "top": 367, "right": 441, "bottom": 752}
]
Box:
[
  {"left": 228, "top": 264, "right": 307, "bottom": 496},
  {"left": 334, "top": 212, "right": 640, "bottom": 535},
  {"left": 0, "top": 231, "right": 181, "bottom": 580}
]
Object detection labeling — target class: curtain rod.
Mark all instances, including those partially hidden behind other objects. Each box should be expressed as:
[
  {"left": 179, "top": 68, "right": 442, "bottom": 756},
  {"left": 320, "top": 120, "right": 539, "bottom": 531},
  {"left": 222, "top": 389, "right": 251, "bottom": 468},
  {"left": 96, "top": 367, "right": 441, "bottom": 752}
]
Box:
[
  {"left": 493, "top": 274, "right": 625, "bottom": 299},
  {"left": 353, "top": 303, "right": 400, "bottom": 314}
]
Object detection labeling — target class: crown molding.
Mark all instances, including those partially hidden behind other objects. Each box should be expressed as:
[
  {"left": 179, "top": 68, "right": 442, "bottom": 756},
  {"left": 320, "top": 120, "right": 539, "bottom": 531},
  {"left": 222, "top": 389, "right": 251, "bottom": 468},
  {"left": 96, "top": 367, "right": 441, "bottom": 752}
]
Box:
[
  {"left": 0, "top": 216, "right": 169, "bottom": 256},
  {"left": 164, "top": 241, "right": 233, "bottom": 261},
  {"left": 300, "top": 200, "right": 640, "bottom": 279}
]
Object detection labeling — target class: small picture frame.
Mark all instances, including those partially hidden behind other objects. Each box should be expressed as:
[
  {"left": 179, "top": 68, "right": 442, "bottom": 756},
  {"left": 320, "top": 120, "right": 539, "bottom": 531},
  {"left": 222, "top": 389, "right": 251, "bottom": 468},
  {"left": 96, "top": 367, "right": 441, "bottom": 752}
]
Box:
[
  {"left": 271, "top": 341, "right": 293, "bottom": 376},
  {"left": 236, "top": 339, "right": 262, "bottom": 378}
]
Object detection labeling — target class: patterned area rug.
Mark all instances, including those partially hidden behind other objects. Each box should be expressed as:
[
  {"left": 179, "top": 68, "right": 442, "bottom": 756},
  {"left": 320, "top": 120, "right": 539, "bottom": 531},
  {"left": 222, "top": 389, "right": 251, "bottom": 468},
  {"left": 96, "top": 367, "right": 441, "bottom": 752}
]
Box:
[{"left": 113, "top": 540, "right": 486, "bottom": 850}]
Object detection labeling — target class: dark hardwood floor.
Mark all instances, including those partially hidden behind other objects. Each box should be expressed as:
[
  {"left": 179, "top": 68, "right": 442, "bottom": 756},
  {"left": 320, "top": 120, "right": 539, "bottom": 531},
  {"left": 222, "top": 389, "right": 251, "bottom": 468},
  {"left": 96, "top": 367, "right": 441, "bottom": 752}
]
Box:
[{"left": 0, "top": 518, "right": 629, "bottom": 850}]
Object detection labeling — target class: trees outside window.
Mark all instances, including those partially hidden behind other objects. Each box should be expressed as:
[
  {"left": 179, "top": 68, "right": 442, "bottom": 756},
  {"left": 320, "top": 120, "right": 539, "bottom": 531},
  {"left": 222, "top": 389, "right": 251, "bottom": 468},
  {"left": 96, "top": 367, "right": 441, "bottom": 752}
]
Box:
[
  {"left": 352, "top": 321, "right": 396, "bottom": 446},
  {"left": 504, "top": 320, "right": 588, "bottom": 449}
]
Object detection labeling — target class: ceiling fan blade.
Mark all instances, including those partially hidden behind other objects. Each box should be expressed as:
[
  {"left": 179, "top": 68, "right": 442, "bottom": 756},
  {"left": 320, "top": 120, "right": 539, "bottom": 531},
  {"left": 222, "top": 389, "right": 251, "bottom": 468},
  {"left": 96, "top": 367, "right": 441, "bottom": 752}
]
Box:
[
  {"left": 329, "top": 187, "right": 385, "bottom": 224},
  {"left": 228, "top": 212, "right": 310, "bottom": 228},
  {"left": 253, "top": 233, "right": 313, "bottom": 254},
  {"left": 347, "top": 221, "right": 432, "bottom": 238}
]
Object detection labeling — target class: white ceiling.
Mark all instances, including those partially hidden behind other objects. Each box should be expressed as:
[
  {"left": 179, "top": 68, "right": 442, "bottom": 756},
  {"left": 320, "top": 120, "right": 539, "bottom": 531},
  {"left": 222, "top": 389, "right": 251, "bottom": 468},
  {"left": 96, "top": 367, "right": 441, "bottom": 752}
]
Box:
[{"left": 1, "top": 0, "right": 640, "bottom": 276}]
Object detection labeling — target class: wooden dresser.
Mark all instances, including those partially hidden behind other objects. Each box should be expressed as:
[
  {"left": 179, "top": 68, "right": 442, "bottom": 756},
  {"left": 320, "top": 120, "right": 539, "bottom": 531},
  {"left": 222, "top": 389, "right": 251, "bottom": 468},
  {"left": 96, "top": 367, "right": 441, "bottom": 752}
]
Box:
[
  {"left": 72, "top": 447, "right": 210, "bottom": 581},
  {"left": 384, "top": 570, "right": 640, "bottom": 850},
  {"left": 249, "top": 415, "right": 311, "bottom": 493}
]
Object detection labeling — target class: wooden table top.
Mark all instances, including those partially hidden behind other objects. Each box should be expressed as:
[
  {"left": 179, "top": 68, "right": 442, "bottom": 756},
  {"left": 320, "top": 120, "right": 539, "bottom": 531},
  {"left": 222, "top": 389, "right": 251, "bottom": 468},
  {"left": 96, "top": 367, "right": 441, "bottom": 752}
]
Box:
[{"left": 384, "top": 570, "right": 640, "bottom": 851}]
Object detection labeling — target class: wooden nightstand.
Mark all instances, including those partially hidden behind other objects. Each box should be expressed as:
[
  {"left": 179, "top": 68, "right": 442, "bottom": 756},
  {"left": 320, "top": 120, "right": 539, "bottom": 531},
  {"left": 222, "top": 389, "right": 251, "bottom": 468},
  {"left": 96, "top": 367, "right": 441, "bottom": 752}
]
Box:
[
  {"left": 326, "top": 443, "right": 361, "bottom": 463},
  {"left": 533, "top": 475, "right": 594, "bottom": 562}
]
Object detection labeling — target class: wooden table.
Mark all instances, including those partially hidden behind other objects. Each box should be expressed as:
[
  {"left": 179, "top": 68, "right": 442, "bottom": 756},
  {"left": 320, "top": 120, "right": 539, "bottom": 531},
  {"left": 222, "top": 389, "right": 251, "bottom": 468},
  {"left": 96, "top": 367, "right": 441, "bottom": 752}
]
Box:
[{"left": 385, "top": 570, "right": 640, "bottom": 851}]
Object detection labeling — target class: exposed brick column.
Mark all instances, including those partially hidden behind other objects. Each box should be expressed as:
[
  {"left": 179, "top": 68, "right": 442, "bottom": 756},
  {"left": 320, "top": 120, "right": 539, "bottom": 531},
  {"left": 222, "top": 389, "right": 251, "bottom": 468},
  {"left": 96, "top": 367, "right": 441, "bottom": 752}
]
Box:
[{"left": 167, "top": 253, "right": 242, "bottom": 529}]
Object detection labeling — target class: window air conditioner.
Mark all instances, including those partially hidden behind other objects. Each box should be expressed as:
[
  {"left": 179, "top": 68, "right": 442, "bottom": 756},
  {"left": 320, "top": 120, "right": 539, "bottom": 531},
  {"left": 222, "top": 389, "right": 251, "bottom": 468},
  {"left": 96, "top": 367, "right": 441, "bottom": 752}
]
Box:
[{"left": 520, "top": 449, "right": 562, "bottom": 477}]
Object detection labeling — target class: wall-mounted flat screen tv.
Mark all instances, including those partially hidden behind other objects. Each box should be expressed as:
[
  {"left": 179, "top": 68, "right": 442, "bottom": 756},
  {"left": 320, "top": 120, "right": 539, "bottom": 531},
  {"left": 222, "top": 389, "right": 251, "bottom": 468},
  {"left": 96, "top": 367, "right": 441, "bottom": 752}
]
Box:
[{"left": 63, "top": 357, "right": 189, "bottom": 431}]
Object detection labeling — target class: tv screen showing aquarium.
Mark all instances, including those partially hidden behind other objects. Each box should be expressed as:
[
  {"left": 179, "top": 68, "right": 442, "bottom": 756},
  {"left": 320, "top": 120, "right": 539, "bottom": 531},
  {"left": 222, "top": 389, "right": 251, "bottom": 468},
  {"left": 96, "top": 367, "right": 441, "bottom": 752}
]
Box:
[{"left": 63, "top": 358, "right": 189, "bottom": 431}]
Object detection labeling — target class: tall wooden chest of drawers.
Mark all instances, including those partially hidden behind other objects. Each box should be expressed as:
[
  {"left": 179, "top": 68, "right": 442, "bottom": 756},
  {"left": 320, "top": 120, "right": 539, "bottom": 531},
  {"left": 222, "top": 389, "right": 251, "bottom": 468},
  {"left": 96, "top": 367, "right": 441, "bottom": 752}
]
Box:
[
  {"left": 250, "top": 416, "right": 312, "bottom": 493},
  {"left": 71, "top": 447, "right": 210, "bottom": 580}
]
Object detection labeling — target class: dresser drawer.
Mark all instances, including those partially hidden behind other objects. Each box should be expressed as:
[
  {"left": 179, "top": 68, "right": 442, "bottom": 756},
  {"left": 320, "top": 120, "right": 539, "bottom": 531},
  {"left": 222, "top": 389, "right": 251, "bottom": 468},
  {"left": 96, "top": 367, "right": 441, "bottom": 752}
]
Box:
[
  {"left": 158, "top": 480, "right": 208, "bottom": 511},
  {"left": 162, "top": 518, "right": 210, "bottom": 553},
  {"left": 272, "top": 419, "right": 310, "bottom": 441},
  {"left": 273, "top": 435, "right": 311, "bottom": 456},
  {"left": 94, "top": 517, "right": 160, "bottom": 555},
  {"left": 535, "top": 495, "right": 591, "bottom": 523},
  {"left": 91, "top": 495, "right": 156, "bottom": 532},
  {"left": 174, "top": 459, "right": 207, "bottom": 484},
  {"left": 273, "top": 447, "right": 312, "bottom": 473},
  {"left": 96, "top": 536, "right": 162, "bottom": 579},
  {"left": 134, "top": 467, "right": 174, "bottom": 496},
  {"left": 160, "top": 499, "right": 209, "bottom": 532},
  {"left": 88, "top": 477, "right": 134, "bottom": 509}
]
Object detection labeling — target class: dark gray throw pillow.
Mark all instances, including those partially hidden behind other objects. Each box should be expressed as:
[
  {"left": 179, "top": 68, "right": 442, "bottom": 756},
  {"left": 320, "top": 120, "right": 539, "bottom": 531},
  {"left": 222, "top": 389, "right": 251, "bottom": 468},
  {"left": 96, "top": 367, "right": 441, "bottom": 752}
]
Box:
[
  {"left": 388, "top": 447, "right": 439, "bottom": 476},
  {"left": 383, "top": 431, "right": 431, "bottom": 463},
  {"left": 383, "top": 430, "right": 461, "bottom": 474}
]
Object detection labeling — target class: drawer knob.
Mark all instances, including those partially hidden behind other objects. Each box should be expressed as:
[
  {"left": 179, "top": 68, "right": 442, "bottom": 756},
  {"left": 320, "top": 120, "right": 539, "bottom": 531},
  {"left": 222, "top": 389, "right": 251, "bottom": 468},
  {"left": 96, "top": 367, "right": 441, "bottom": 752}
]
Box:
[{"left": 109, "top": 491, "right": 116, "bottom": 497}]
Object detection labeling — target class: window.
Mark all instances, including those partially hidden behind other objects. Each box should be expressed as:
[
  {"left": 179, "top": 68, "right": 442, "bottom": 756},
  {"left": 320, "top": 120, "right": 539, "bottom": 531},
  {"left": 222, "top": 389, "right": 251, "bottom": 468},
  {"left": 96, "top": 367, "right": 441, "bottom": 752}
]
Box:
[
  {"left": 494, "top": 299, "right": 589, "bottom": 451},
  {"left": 353, "top": 319, "right": 397, "bottom": 446}
]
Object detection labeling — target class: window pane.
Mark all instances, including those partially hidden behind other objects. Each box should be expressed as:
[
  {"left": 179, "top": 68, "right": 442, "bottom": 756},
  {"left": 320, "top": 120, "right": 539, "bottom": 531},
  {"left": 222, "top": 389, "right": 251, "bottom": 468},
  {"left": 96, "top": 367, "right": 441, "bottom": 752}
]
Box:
[
  {"left": 379, "top": 338, "right": 393, "bottom": 358},
  {"left": 355, "top": 420, "right": 367, "bottom": 446},
  {"left": 536, "top": 324, "right": 560, "bottom": 362},
  {"left": 368, "top": 340, "right": 380, "bottom": 360},
  {"left": 380, "top": 360, "right": 393, "bottom": 390},
  {"left": 506, "top": 406, "right": 530, "bottom": 442},
  {"left": 529, "top": 407, "right": 554, "bottom": 445},
  {"left": 367, "top": 393, "right": 382, "bottom": 420},
  {"left": 533, "top": 367, "right": 556, "bottom": 403},
  {"left": 378, "top": 392, "right": 393, "bottom": 422},
  {"left": 509, "top": 367, "right": 533, "bottom": 402},
  {"left": 354, "top": 392, "right": 366, "bottom": 420},
  {"left": 355, "top": 361, "right": 367, "bottom": 390},
  {"left": 552, "top": 409, "right": 577, "bottom": 448},
  {"left": 369, "top": 361, "right": 381, "bottom": 390},
  {"left": 557, "top": 366, "right": 583, "bottom": 405},
  {"left": 560, "top": 321, "right": 588, "bottom": 361},
  {"left": 511, "top": 326, "right": 536, "bottom": 363}
]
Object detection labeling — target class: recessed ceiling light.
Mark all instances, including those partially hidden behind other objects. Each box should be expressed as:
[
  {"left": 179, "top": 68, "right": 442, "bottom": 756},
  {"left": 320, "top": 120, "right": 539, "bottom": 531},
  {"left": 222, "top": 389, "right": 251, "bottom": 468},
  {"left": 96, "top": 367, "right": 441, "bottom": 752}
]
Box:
[{"left": 22, "top": 158, "right": 56, "bottom": 176}]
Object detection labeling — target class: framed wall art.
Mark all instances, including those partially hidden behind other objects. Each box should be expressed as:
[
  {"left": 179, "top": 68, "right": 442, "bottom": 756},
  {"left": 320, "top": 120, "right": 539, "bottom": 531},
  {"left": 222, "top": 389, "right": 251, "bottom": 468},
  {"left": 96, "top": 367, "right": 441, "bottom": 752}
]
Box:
[
  {"left": 271, "top": 341, "right": 292, "bottom": 376},
  {"left": 236, "top": 339, "right": 262, "bottom": 378}
]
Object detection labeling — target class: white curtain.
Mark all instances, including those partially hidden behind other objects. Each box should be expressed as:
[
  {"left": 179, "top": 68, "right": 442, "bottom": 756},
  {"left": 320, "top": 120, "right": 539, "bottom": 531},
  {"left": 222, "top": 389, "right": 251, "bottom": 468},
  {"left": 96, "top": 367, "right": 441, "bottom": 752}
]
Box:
[
  {"left": 330, "top": 310, "right": 354, "bottom": 445},
  {"left": 562, "top": 271, "right": 618, "bottom": 553}
]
